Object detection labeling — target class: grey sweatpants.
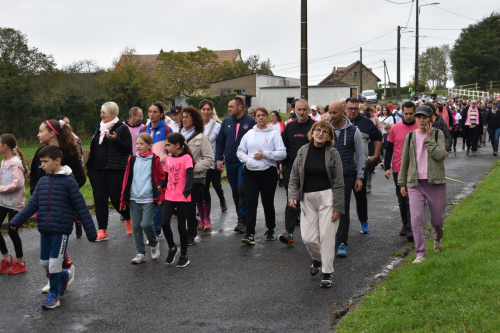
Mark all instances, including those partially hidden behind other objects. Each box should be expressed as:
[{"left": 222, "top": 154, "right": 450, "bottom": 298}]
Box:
[{"left": 130, "top": 201, "right": 158, "bottom": 255}]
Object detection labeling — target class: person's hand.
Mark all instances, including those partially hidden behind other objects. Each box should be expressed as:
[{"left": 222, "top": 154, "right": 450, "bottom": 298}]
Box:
[
  {"left": 157, "top": 185, "right": 162, "bottom": 191},
  {"left": 183, "top": 190, "right": 190, "bottom": 198},
  {"left": 484, "top": 126, "right": 487, "bottom": 129},
  {"left": 425, "top": 123, "right": 432, "bottom": 139},
  {"left": 120, "top": 205, "right": 126, "bottom": 211},
  {"left": 288, "top": 199, "right": 297, "bottom": 209},
  {"left": 216, "top": 160, "right": 224, "bottom": 172},
  {"left": 10, "top": 226, "right": 16, "bottom": 230},
  {"left": 253, "top": 150, "right": 264, "bottom": 160},
  {"left": 367, "top": 155, "right": 378, "bottom": 164},
  {"left": 332, "top": 212, "right": 340, "bottom": 222},
  {"left": 157, "top": 200, "right": 163, "bottom": 205},
  {"left": 354, "top": 178, "right": 363, "bottom": 192},
  {"left": 107, "top": 131, "right": 117, "bottom": 141},
  {"left": 279, "top": 164, "right": 283, "bottom": 172},
  {"left": 401, "top": 186, "right": 407, "bottom": 197},
  {"left": 445, "top": 151, "right": 449, "bottom": 158},
  {"left": 385, "top": 169, "right": 391, "bottom": 179}
]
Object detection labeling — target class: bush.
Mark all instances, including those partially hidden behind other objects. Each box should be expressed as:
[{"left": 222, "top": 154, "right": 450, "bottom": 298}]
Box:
[
  {"left": 186, "top": 93, "right": 238, "bottom": 118},
  {"left": 374, "top": 84, "right": 425, "bottom": 100}
]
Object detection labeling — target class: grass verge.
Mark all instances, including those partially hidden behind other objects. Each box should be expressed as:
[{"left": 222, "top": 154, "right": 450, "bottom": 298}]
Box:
[{"left": 336, "top": 161, "right": 500, "bottom": 332}]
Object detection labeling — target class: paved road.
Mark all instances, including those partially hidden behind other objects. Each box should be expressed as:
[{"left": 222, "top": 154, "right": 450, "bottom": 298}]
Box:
[{"left": 1, "top": 144, "right": 497, "bottom": 333}]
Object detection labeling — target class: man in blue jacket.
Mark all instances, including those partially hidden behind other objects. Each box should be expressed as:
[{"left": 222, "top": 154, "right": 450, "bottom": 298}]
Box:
[{"left": 216, "top": 97, "right": 256, "bottom": 232}]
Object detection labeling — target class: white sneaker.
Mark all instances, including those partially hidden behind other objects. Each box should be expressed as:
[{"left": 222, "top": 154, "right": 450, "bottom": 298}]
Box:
[
  {"left": 433, "top": 239, "right": 443, "bottom": 252},
  {"left": 158, "top": 230, "right": 164, "bottom": 239},
  {"left": 67, "top": 265, "right": 75, "bottom": 287},
  {"left": 41, "top": 280, "right": 50, "bottom": 293},
  {"left": 151, "top": 244, "right": 161, "bottom": 260},
  {"left": 413, "top": 256, "right": 426, "bottom": 264},
  {"left": 131, "top": 254, "right": 146, "bottom": 264},
  {"left": 146, "top": 239, "right": 149, "bottom": 246}
]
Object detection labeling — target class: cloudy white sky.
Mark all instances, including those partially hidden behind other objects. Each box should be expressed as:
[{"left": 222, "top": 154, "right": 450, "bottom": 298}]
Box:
[{"left": 2, "top": 0, "right": 498, "bottom": 87}]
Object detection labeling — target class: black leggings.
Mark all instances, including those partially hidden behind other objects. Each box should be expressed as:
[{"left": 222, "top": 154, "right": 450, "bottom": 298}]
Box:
[
  {"left": 187, "top": 183, "right": 204, "bottom": 239},
  {"left": 161, "top": 201, "right": 189, "bottom": 256},
  {"left": 452, "top": 130, "right": 461, "bottom": 150},
  {"left": 0, "top": 207, "right": 23, "bottom": 258},
  {"left": 197, "top": 169, "right": 225, "bottom": 205}
]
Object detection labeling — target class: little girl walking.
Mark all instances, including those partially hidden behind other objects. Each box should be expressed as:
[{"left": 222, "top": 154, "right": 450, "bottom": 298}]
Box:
[
  {"left": 0, "top": 134, "right": 29, "bottom": 274},
  {"left": 157, "top": 133, "right": 195, "bottom": 268},
  {"left": 120, "top": 133, "right": 165, "bottom": 264}
]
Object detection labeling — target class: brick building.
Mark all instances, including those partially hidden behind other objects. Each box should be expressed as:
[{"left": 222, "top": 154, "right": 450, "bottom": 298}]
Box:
[{"left": 318, "top": 61, "right": 381, "bottom": 91}]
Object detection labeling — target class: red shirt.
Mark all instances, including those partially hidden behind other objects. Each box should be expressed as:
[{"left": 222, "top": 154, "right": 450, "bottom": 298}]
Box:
[
  {"left": 389, "top": 106, "right": 395, "bottom": 112},
  {"left": 388, "top": 121, "right": 419, "bottom": 173}
]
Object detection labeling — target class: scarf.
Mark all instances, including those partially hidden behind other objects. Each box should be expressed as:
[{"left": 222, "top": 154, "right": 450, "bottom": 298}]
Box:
[
  {"left": 99, "top": 117, "right": 119, "bottom": 145},
  {"left": 439, "top": 107, "right": 449, "bottom": 127},
  {"left": 465, "top": 107, "right": 478, "bottom": 127},
  {"left": 181, "top": 127, "right": 196, "bottom": 143},
  {"left": 138, "top": 151, "right": 155, "bottom": 158}
]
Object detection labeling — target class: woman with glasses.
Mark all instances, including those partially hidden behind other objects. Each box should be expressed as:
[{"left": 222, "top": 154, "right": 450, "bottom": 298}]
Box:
[
  {"left": 287, "top": 120, "right": 345, "bottom": 288},
  {"left": 268, "top": 110, "right": 286, "bottom": 134}
]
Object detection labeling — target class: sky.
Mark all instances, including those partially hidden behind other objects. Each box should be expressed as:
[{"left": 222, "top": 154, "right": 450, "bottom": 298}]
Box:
[{"left": 2, "top": 0, "right": 498, "bottom": 89}]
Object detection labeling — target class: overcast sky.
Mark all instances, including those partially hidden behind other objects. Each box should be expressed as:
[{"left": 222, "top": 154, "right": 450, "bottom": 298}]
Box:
[{"left": 2, "top": 0, "right": 498, "bottom": 89}]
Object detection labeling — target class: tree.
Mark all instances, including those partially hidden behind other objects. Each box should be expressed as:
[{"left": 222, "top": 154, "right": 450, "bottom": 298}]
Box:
[
  {"left": 215, "top": 54, "right": 273, "bottom": 81},
  {"left": 450, "top": 12, "right": 500, "bottom": 91},
  {"left": 419, "top": 45, "right": 450, "bottom": 90}
]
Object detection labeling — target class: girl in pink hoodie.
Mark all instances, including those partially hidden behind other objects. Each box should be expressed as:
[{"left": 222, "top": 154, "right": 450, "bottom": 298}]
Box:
[{"left": 0, "top": 134, "right": 29, "bottom": 275}]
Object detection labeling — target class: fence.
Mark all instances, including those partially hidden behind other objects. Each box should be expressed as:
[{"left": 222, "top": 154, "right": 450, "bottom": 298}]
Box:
[{"left": 448, "top": 80, "right": 500, "bottom": 100}]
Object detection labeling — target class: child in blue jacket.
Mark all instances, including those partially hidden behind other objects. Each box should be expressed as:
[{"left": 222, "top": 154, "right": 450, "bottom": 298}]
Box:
[{"left": 9, "top": 145, "right": 97, "bottom": 309}]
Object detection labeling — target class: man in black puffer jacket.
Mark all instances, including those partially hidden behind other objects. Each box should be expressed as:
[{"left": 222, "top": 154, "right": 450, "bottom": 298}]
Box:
[
  {"left": 484, "top": 101, "right": 500, "bottom": 156},
  {"left": 10, "top": 145, "right": 96, "bottom": 309}
]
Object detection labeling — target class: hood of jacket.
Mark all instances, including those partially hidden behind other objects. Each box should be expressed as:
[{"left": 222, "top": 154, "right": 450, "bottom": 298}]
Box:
[
  {"left": 332, "top": 116, "right": 353, "bottom": 146},
  {"left": 147, "top": 119, "right": 167, "bottom": 131},
  {"left": 55, "top": 165, "right": 73, "bottom": 176},
  {"left": 251, "top": 124, "right": 276, "bottom": 140},
  {"left": 1, "top": 156, "right": 23, "bottom": 169}
]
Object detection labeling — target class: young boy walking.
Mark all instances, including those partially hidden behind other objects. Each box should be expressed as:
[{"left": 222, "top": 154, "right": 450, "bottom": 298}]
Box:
[{"left": 9, "top": 145, "right": 96, "bottom": 309}]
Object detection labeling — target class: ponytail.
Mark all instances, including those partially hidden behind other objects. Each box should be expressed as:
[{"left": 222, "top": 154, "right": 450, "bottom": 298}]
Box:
[
  {"left": 44, "top": 119, "right": 81, "bottom": 159},
  {"left": 0, "top": 134, "right": 29, "bottom": 176},
  {"left": 182, "top": 143, "right": 196, "bottom": 168}
]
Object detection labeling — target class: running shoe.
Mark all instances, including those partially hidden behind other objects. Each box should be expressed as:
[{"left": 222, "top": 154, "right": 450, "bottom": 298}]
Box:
[
  {"left": 66, "top": 265, "right": 75, "bottom": 288},
  {"left": 42, "top": 281, "right": 50, "bottom": 293},
  {"left": 241, "top": 234, "right": 255, "bottom": 245},
  {"left": 125, "top": 219, "right": 132, "bottom": 235},
  {"left": 151, "top": 243, "right": 160, "bottom": 260},
  {"left": 296, "top": 216, "right": 301, "bottom": 225},
  {"left": 75, "top": 222, "right": 82, "bottom": 239},
  {"left": 42, "top": 292, "right": 60, "bottom": 309},
  {"left": 407, "top": 229, "right": 414, "bottom": 242},
  {"left": 176, "top": 255, "right": 190, "bottom": 268},
  {"left": 278, "top": 232, "right": 295, "bottom": 246},
  {"left": 360, "top": 222, "right": 370, "bottom": 234},
  {"left": 165, "top": 247, "right": 178, "bottom": 265},
  {"left": 0, "top": 256, "right": 14, "bottom": 274},
  {"left": 494, "top": 153, "right": 498, "bottom": 156},
  {"left": 264, "top": 229, "right": 275, "bottom": 241},
  {"left": 95, "top": 230, "right": 108, "bottom": 241},
  {"left": 157, "top": 230, "right": 164, "bottom": 239},
  {"left": 58, "top": 270, "right": 69, "bottom": 296},
  {"left": 412, "top": 256, "right": 426, "bottom": 264},
  {"left": 399, "top": 226, "right": 409, "bottom": 237},
  {"left": 234, "top": 221, "right": 245, "bottom": 233},
  {"left": 320, "top": 274, "right": 332, "bottom": 288},
  {"left": 337, "top": 243, "right": 347, "bottom": 257},
  {"left": 131, "top": 254, "right": 146, "bottom": 264},
  {"left": 310, "top": 260, "right": 322, "bottom": 276},
  {"left": 7, "top": 262, "right": 27, "bottom": 275},
  {"left": 366, "top": 188, "right": 371, "bottom": 193},
  {"left": 221, "top": 200, "right": 228, "bottom": 212},
  {"left": 433, "top": 239, "right": 443, "bottom": 252},
  {"left": 187, "top": 237, "right": 196, "bottom": 246}
]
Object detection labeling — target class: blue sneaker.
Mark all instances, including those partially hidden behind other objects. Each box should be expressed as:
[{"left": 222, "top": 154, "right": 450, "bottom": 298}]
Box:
[
  {"left": 360, "top": 222, "right": 370, "bottom": 234},
  {"left": 278, "top": 232, "right": 295, "bottom": 246},
  {"left": 42, "top": 292, "right": 60, "bottom": 309},
  {"left": 58, "top": 270, "right": 69, "bottom": 296},
  {"left": 335, "top": 236, "right": 338, "bottom": 247},
  {"left": 337, "top": 243, "right": 347, "bottom": 257}
]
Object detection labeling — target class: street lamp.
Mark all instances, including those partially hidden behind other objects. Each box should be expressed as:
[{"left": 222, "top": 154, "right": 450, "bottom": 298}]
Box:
[
  {"left": 414, "top": 1, "right": 439, "bottom": 100},
  {"left": 397, "top": 28, "right": 414, "bottom": 101}
]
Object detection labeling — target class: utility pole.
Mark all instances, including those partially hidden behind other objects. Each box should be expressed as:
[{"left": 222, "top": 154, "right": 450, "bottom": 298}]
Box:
[
  {"left": 359, "top": 47, "right": 363, "bottom": 94},
  {"left": 397, "top": 26, "right": 401, "bottom": 100},
  {"left": 414, "top": 0, "right": 419, "bottom": 101},
  {"left": 300, "top": 0, "right": 308, "bottom": 100},
  {"left": 383, "top": 60, "right": 387, "bottom": 99}
]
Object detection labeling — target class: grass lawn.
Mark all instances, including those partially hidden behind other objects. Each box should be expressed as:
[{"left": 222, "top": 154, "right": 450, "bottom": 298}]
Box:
[{"left": 336, "top": 161, "right": 500, "bottom": 332}]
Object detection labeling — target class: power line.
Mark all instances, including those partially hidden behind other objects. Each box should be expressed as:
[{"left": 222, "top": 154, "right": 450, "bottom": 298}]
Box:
[
  {"left": 402, "top": 0, "right": 414, "bottom": 30},
  {"left": 420, "top": 0, "right": 477, "bottom": 21},
  {"left": 386, "top": 0, "right": 413, "bottom": 3},
  {"left": 407, "top": 27, "right": 462, "bottom": 30}
]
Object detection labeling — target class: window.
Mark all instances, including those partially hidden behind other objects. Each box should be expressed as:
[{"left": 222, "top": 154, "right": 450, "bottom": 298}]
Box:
[
  {"left": 353, "top": 71, "right": 358, "bottom": 78},
  {"left": 234, "top": 89, "right": 246, "bottom": 95},
  {"left": 221, "top": 89, "right": 232, "bottom": 96}
]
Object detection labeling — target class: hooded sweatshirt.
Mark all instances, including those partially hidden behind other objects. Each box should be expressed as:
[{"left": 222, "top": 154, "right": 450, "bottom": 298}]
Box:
[
  {"left": 237, "top": 125, "right": 287, "bottom": 171},
  {"left": 144, "top": 119, "right": 172, "bottom": 167},
  {"left": 331, "top": 116, "right": 365, "bottom": 178},
  {"left": 0, "top": 156, "right": 26, "bottom": 211}
]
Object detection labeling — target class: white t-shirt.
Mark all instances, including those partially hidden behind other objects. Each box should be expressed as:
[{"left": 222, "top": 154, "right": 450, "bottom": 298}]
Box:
[
  {"left": 203, "top": 119, "right": 221, "bottom": 170},
  {"left": 378, "top": 115, "right": 394, "bottom": 125}
]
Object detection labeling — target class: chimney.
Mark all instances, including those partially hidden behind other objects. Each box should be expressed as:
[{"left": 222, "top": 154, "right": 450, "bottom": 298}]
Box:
[{"left": 160, "top": 49, "right": 164, "bottom": 53}]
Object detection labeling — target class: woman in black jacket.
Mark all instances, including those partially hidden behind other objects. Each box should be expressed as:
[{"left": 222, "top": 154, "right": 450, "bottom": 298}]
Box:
[
  {"left": 86, "top": 102, "right": 132, "bottom": 241},
  {"left": 484, "top": 101, "right": 500, "bottom": 156}
]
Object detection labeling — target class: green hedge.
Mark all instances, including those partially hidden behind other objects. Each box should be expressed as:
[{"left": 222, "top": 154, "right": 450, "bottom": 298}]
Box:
[
  {"left": 186, "top": 93, "right": 237, "bottom": 118},
  {"left": 374, "top": 84, "right": 425, "bottom": 100}
]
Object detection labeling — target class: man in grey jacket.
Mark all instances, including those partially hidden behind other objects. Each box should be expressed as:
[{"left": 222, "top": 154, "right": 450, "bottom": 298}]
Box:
[{"left": 329, "top": 101, "right": 364, "bottom": 258}]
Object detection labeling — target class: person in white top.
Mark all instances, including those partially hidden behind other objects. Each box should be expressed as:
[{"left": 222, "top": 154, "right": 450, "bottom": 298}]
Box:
[
  {"left": 309, "top": 105, "right": 320, "bottom": 121},
  {"left": 421, "top": 94, "right": 427, "bottom": 102},
  {"left": 196, "top": 100, "right": 227, "bottom": 231},
  {"left": 237, "top": 107, "right": 287, "bottom": 245},
  {"left": 168, "top": 106, "right": 182, "bottom": 133},
  {"left": 379, "top": 105, "right": 395, "bottom": 127},
  {"left": 268, "top": 111, "right": 286, "bottom": 134}
]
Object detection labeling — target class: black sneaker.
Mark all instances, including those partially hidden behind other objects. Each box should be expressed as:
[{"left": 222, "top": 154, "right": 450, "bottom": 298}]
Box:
[
  {"left": 296, "top": 216, "right": 301, "bottom": 225},
  {"left": 221, "top": 200, "right": 228, "bottom": 212},
  {"left": 264, "top": 229, "right": 275, "bottom": 241},
  {"left": 187, "top": 237, "right": 196, "bottom": 246},
  {"left": 165, "top": 247, "right": 178, "bottom": 264},
  {"left": 399, "top": 226, "right": 409, "bottom": 236},
  {"left": 176, "top": 255, "right": 190, "bottom": 268},
  {"left": 75, "top": 223, "right": 82, "bottom": 239},
  {"left": 310, "top": 260, "right": 322, "bottom": 276},
  {"left": 241, "top": 234, "right": 255, "bottom": 245},
  {"left": 320, "top": 274, "right": 332, "bottom": 288},
  {"left": 234, "top": 221, "right": 245, "bottom": 233},
  {"left": 407, "top": 229, "right": 414, "bottom": 242}
]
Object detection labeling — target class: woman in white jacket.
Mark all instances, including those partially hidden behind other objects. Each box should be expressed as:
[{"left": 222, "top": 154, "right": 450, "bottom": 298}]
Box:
[{"left": 237, "top": 107, "right": 287, "bottom": 245}]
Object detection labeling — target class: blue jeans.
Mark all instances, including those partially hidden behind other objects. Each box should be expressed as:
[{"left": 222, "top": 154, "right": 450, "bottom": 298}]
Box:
[
  {"left": 153, "top": 205, "right": 163, "bottom": 237},
  {"left": 226, "top": 162, "right": 247, "bottom": 223},
  {"left": 487, "top": 127, "right": 500, "bottom": 153}
]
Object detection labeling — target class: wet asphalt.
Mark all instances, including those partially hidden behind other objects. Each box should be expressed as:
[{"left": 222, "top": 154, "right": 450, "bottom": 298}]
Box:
[{"left": 0, "top": 143, "right": 497, "bottom": 333}]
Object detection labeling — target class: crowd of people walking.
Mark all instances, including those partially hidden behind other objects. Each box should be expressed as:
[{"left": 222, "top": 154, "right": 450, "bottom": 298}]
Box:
[{"left": 1, "top": 92, "right": 499, "bottom": 308}]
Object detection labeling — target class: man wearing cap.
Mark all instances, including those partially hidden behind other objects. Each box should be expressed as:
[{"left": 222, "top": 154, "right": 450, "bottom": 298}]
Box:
[
  {"left": 309, "top": 105, "right": 320, "bottom": 121},
  {"left": 384, "top": 101, "right": 419, "bottom": 241},
  {"left": 459, "top": 99, "right": 483, "bottom": 156}
]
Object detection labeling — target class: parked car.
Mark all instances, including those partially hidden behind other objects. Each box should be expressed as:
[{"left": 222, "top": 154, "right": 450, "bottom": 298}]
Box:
[
  {"left": 362, "top": 90, "right": 378, "bottom": 103},
  {"left": 357, "top": 94, "right": 366, "bottom": 103}
]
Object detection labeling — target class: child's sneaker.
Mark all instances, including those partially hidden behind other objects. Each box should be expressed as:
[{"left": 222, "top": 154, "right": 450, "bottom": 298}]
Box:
[
  {"left": 176, "top": 255, "right": 190, "bottom": 268},
  {"left": 42, "top": 292, "right": 60, "bottom": 309},
  {"left": 125, "top": 220, "right": 132, "bottom": 236},
  {"left": 95, "top": 230, "right": 108, "bottom": 241},
  {"left": 58, "top": 270, "right": 69, "bottom": 296},
  {"left": 151, "top": 244, "right": 160, "bottom": 260},
  {"left": 42, "top": 281, "right": 50, "bottom": 293},
  {"left": 278, "top": 232, "right": 295, "bottom": 246},
  {"left": 165, "top": 247, "right": 178, "bottom": 265},
  {"left": 320, "top": 274, "right": 332, "bottom": 288},
  {"left": 0, "top": 256, "right": 15, "bottom": 274},
  {"left": 131, "top": 254, "right": 146, "bottom": 264},
  {"left": 7, "top": 262, "right": 27, "bottom": 275},
  {"left": 67, "top": 265, "right": 75, "bottom": 287}
]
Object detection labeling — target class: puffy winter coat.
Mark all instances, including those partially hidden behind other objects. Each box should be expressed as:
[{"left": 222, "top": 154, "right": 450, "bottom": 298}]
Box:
[{"left": 9, "top": 166, "right": 97, "bottom": 242}]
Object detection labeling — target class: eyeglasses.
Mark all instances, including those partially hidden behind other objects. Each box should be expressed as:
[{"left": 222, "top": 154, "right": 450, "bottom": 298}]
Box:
[
  {"left": 346, "top": 107, "right": 359, "bottom": 112},
  {"left": 314, "top": 128, "right": 330, "bottom": 136},
  {"left": 182, "top": 116, "right": 191, "bottom": 120},
  {"left": 270, "top": 114, "right": 277, "bottom": 117}
]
